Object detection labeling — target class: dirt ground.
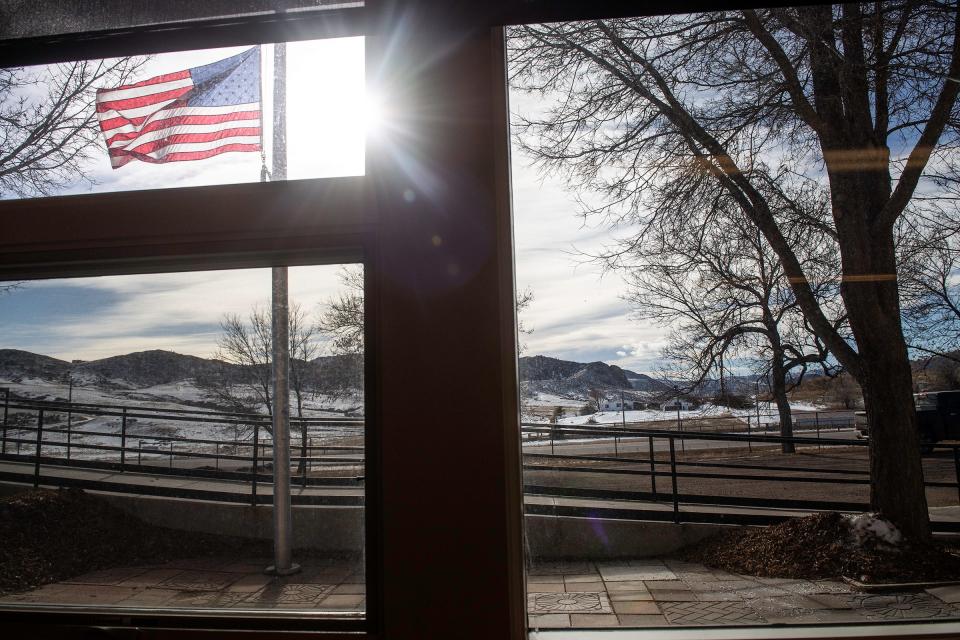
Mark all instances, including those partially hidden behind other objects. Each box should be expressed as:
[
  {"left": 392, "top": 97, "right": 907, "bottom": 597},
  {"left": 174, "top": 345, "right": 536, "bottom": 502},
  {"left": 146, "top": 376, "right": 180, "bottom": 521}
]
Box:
[
  {"left": 524, "top": 445, "right": 960, "bottom": 508},
  {"left": 682, "top": 512, "right": 960, "bottom": 583}
]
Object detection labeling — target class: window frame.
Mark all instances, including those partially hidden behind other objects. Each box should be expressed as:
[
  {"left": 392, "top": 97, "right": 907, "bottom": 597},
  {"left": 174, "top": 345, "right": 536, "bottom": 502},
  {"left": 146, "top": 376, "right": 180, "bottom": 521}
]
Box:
[
  {"left": 3, "top": 2, "right": 960, "bottom": 640},
  {"left": 0, "top": 6, "right": 381, "bottom": 636},
  {"left": 0, "top": 3, "right": 531, "bottom": 638}
]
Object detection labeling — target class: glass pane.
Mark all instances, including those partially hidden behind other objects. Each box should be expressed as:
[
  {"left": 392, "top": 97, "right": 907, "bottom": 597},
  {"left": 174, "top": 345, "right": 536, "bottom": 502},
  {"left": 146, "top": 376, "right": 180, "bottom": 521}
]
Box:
[
  {"left": 0, "top": 37, "right": 367, "bottom": 200},
  {"left": 0, "top": 264, "right": 365, "bottom": 615},
  {"left": 509, "top": 2, "right": 960, "bottom": 631},
  {"left": 0, "top": 1, "right": 362, "bottom": 40}
]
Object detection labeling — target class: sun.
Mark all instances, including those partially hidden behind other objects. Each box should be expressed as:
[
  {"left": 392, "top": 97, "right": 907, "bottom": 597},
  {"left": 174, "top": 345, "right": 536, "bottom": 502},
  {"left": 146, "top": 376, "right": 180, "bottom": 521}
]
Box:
[{"left": 363, "top": 90, "right": 385, "bottom": 141}]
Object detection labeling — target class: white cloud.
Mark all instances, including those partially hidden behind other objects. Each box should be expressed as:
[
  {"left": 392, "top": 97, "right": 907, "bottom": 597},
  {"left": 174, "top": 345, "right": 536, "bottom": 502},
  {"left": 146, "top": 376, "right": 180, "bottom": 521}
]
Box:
[{"left": 4, "top": 264, "right": 355, "bottom": 361}]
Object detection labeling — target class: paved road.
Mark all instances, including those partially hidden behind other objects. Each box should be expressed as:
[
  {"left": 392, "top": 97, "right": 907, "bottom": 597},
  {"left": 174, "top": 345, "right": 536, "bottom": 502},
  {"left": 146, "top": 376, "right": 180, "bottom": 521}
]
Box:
[{"left": 0, "top": 459, "right": 363, "bottom": 505}]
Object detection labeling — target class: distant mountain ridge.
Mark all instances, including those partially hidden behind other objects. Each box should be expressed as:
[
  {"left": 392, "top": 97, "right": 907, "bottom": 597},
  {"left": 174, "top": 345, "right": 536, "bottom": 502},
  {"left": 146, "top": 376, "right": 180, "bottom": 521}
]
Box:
[
  {"left": 519, "top": 355, "right": 672, "bottom": 398},
  {"left": 1, "top": 348, "right": 836, "bottom": 399},
  {"left": 0, "top": 348, "right": 360, "bottom": 391}
]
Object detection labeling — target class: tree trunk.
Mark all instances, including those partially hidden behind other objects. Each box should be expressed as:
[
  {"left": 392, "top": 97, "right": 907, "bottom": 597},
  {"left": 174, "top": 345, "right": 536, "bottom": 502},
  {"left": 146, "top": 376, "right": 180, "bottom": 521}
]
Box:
[
  {"left": 832, "top": 171, "right": 930, "bottom": 540},
  {"left": 770, "top": 355, "right": 795, "bottom": 454},
  {"left": 860, "top": 344, "right": 928, "bottom": 538}
]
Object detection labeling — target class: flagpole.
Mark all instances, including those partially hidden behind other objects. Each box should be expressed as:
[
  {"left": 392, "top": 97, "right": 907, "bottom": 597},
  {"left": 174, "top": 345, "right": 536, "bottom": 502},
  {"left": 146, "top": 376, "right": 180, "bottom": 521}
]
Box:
[{"left": 267, "top": 41, "right": 299, "bottom": 577}]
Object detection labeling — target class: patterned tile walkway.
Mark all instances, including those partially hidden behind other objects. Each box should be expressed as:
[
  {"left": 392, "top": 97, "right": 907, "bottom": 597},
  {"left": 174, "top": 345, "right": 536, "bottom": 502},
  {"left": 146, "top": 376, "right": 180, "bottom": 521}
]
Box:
[
  {"left": 2, "top": 555, "right": 959, "bottom": 627},
  {"left": 526, "top": 558, "right": 960, "bottom": 629},
  {"left": 0, "top": 556, "right": 365, "bottom": 612}
]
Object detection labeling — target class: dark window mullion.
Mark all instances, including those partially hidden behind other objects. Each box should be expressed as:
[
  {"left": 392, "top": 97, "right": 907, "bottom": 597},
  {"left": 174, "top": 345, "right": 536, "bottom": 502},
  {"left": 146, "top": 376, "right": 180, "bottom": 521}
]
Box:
[
  {"left": 0, "top": 6, "right": 367, "bottom": 68},
  {"left": 0, "top": 176, "right": 371, "bottom": 279}
]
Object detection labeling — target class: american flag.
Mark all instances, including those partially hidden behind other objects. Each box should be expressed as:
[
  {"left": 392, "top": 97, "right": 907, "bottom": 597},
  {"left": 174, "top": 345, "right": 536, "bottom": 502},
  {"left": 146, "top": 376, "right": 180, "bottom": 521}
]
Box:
[{"left": 97, "top": 48, "right": 262, "bottom": 168}]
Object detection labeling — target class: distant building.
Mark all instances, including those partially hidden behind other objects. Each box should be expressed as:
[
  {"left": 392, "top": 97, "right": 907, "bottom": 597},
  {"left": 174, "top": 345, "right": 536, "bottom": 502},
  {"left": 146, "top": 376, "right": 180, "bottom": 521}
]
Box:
[
  {"left": 661, "top": 398, "right": 693, "bottom": 411},
  {"left": 600, "top": 396, "right": 648, "bottom": 411},
  {"left": 600, "top": 398, "right": 624, "bottom": 411}
]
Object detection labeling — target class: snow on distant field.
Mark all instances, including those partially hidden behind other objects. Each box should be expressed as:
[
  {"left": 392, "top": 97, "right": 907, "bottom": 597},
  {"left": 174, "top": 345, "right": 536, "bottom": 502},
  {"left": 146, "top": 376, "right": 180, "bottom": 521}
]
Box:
[
  {"left": 521, "top": 400, "right": 832, "bottom": 426},
  {"left": 522, "top": 392, "right": 586, "bottom": 408},
  {"left": 1, "top": 377, "right": 363, "bottom": 461},
  {"left": 556, "top": 408, "right": 689, "bottom": 426}
]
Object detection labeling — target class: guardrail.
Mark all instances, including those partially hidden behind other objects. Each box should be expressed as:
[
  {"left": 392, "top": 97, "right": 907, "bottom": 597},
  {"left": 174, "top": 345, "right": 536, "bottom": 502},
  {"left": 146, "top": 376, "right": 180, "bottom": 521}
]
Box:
[{"left": 519, "top": 422, "right": 960, "bottom": 533}]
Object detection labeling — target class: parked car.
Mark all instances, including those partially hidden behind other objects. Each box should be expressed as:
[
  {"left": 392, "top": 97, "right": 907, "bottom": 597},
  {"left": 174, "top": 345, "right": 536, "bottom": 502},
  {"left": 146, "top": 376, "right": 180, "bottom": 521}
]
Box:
[{"left": 855, "top": 390, "right": 960, "bottom": 452}]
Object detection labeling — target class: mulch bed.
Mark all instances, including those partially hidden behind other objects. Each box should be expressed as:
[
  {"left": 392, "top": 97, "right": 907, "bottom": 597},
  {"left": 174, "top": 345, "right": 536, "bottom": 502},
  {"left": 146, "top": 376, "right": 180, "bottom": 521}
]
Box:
[
  {"left": 0, "top": 488, "right": 271, "bottom": 595},
  {"left": 682, "top": 512, "right": 960, "bottom": 584}
]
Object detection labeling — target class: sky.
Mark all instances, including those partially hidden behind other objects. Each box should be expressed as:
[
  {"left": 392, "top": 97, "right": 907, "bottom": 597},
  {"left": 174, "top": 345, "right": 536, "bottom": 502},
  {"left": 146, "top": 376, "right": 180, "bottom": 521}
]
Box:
[{"left": 0, "top": 37, "right": 667, "bottom": 371}]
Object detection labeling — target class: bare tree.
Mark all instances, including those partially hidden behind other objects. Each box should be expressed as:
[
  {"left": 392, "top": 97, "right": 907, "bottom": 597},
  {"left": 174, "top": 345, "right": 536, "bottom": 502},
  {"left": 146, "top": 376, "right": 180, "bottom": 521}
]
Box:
[
  {"left": 900, "top": 220, "right": 960, "bottom": 361},
  {"left": 289, "top": 304, "right": 322, "bottom": 474},
  {"left": 212, "top": 306, "right": 274, "bottom": 415},
  {"left": 316, "top": 266, "right": 365, "bottom": 410},
  {"left": 630, "top": 200, "right": 843, "bottom": 453},
  {"left": 318, "top": 266, "right": 364, "bottom": 356},
  {"left": 510, "top": 3, "right": 960, "bottom": 538},
  {"left": 516, "top": 286, "right": 535, "bottom": 354},
  {"left": 0, "top": 58, "right": 143, "bottom": 197},
  {"left": 206, "top": 303, "right": 322, "bottom": 463}
]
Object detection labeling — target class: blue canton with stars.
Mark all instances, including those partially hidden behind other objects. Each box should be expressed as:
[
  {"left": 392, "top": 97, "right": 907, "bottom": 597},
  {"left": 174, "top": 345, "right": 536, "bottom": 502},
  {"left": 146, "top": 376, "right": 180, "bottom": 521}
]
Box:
[{"left": 186, "top": 47, "right": 260, "bottom": 107}]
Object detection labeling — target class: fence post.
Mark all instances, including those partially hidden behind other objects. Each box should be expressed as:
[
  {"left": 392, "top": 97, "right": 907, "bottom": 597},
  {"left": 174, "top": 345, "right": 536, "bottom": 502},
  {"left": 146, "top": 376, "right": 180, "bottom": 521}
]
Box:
[
  {"left": 746, "top": 416, "right": 752, "bottom": 452},
  {"left": 1, "top": 388, "right": 8, "bottom": 455},
  {"left": 648, "top": 435, "right": 657, "bottom": 501},
  {"left": 34, "top": 409, "right": 44, "bottom": 488},
  {"left": 614, "top": 433, "right": 619, "bottom": 458},
  {"left": 816, "top": 414, "right": 821, "bottom": 451},
  {"left": 678, "top": 408, "right": 685, "bottom": 454},
  {"left": 251, "top": 422, "right": 260, "bottom": 507},
  {"left": 550, "top": 428, "right": 555, "bottom": 456},
  {"left": 300, "top": 433, "right": 308, "bottom": 489},
  {"left": 120, "top": 408, "right": 128, "bottom": 471},
  {"left": 954, "top": 446, "right": 960, "bottom": 506},
  {"left": 669, "top": 436, "right": 679, "bottom": 524},
  {"left": 66, "top": 385, "right": 72, "bottom": 462}
]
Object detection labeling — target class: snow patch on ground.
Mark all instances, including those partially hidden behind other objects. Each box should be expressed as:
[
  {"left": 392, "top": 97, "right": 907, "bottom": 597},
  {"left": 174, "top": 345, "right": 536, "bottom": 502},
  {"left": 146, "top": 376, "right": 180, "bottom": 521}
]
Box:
[{"left": 845, "top": 513, "right": 904, "bottom": 550}]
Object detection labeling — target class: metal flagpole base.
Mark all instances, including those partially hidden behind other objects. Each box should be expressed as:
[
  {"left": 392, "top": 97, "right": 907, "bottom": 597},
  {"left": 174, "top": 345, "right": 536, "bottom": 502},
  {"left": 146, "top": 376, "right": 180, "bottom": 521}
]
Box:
[{"left": 265, "top": 563, "right": 301, "bottom": 576}]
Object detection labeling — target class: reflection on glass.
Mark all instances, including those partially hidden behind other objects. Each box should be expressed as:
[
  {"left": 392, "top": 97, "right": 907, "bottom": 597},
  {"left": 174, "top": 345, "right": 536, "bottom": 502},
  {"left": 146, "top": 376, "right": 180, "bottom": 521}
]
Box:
[{"left": 0, "top": 265, "right": 365, "bottom": 614}]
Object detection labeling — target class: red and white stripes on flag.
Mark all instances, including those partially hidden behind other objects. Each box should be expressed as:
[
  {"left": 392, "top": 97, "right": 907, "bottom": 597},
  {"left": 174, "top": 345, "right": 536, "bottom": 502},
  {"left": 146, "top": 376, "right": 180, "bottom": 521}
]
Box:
[{"left": 96, "top": 48, "right": 261, "bottom": 168}]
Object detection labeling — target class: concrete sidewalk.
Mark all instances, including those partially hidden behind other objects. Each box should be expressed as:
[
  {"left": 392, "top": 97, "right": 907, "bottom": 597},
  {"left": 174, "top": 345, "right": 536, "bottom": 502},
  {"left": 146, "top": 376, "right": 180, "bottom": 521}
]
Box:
[
  {"left": 2, "top": 555, "right": 957, "bottom": 628},
  {"left": 526, "top": 558, "right": 960, "bottom": 628}
]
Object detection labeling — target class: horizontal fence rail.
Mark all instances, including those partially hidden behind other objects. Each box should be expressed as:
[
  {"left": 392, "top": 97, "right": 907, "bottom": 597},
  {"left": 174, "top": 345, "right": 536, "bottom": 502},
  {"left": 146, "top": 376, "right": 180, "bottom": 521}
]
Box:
[
  {"left": 0, "top": 391, "right": 366, "bottom": 503},
  {"left": 519, "top": 420, "right": 960, "bottom": 533},
  {"left": 1, "top": 390, "right": 957, "bottom": 533}
]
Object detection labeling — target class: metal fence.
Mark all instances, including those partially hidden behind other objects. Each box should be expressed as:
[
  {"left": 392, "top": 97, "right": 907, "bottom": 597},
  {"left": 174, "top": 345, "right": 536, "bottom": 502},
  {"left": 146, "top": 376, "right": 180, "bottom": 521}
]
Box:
[
  {"left": 0, "top": 390, "right": 364, "bottom": 506},
  {"left": 520, "top": 422, "right": 960, "bottom": 533},
  {"left": 2, "top": 389, "right": 956, "bottom": 533}
]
